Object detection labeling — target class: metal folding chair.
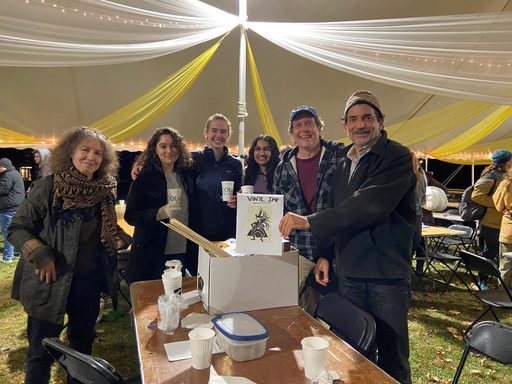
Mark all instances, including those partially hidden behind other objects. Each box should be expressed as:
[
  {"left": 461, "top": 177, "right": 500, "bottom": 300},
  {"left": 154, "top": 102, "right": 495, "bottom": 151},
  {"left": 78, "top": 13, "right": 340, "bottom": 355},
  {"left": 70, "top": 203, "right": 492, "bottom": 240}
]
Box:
[
  {"left": 42, "top": 337, "right": 140, "bottom": 384},
  {"left": 425, "top": 225, "right": 475, "bottom": 293},
  {"left": 459, "top": 250, "right": 512, "bottom": 333},
  {"left": 315, "top": 292, "right": 376, "bottom": 358},
  {"left": 452, "top": 321, "right": 512, "bottom": 383},
  {"left": 117, "top": 249, "right": 132, "bottom": 307}
]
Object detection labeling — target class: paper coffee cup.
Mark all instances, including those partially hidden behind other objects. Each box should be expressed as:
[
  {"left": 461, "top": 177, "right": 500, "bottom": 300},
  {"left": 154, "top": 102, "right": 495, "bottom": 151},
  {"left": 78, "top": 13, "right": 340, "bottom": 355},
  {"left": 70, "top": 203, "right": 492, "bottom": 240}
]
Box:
[
  {"left": 240, "top": 185, "right": 254, "bottom": 194},
  {"left": 167, "top": 188, "right": 182, "bottom": 207},
  {"left": 221, "top": 181, "right": 234, "bottom": 202},
  {"left": 301, "top": 336, "right": 329, "bottom": 380},
  {"left": 189, "top": 328, "right": 215, "bottom": 369}
]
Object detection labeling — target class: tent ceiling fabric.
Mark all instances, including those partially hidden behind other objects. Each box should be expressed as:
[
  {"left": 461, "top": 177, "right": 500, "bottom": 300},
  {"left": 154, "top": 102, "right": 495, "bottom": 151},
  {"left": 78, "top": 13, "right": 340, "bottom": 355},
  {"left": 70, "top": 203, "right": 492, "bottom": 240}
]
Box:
[{"left": 0, "top": 0, "right": 511, "bottom": 157}]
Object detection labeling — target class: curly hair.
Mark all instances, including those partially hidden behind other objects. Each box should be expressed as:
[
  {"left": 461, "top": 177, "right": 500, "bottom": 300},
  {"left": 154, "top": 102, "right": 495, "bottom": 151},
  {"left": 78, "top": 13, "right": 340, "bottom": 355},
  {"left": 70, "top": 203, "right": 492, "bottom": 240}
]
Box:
[
  {"left": 49, "top": 126, "right": 119, "bottom": 178},
  {"left": 137, "top": 127, "right": 192, "bottom": 171},
  {"left": 243, "top": 135, "right": 280, "bottom": 192}
]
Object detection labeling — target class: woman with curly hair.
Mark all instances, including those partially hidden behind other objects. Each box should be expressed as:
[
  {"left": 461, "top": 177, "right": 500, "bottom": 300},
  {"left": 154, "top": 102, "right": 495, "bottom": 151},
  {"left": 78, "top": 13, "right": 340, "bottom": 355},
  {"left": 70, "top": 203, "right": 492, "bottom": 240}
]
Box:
[
  {"left": 8, "top": 126, "right": 131, "bottom": 384},
  {"left": 243, "top": 134, "right": 280, "bottom": 193},
  {"left": 125, "top": 127, "right": 195, "bottom": 282}
]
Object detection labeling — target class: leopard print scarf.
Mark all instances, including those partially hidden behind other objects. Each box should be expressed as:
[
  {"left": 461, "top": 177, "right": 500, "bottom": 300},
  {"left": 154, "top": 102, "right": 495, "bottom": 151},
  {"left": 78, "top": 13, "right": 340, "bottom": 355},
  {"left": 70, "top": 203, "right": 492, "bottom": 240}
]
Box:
[{"left": 53, "top": 165, "right": 119, "bottom": 255}]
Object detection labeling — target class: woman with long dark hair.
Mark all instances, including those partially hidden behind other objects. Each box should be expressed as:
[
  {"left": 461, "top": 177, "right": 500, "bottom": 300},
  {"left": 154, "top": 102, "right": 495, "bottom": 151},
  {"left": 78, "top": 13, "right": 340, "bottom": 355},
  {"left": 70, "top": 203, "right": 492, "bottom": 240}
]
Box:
[
  {"left": 125, "top": 127, "right": 195, "bottom": 281},
  {"left": 243, "top": 134, "right": 280, "bottom": 193}
]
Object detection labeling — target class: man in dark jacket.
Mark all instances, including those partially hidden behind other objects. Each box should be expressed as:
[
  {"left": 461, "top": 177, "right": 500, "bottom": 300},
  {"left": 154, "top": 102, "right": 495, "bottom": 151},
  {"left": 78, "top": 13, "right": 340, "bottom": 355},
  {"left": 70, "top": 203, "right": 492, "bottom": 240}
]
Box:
[
  {"left": 0, "top": 157, "right": 24, "bottom": 262},
  {"left": 279, "top": 90, "right": 416, "bottom": 384}
]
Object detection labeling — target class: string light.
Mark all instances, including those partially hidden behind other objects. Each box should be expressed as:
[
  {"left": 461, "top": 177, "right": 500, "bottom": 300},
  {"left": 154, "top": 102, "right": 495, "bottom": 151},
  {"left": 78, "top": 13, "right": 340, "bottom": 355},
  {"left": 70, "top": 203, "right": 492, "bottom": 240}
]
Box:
[{"left": 24, "top": 0, "right": 203, "bottom": 29}]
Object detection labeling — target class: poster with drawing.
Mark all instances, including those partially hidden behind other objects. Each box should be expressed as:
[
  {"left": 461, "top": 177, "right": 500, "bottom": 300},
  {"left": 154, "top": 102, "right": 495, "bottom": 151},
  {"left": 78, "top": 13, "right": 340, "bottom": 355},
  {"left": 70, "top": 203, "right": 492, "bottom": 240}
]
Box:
[{"left": 236, "top": 194, "right": 284, "bottom": 256}]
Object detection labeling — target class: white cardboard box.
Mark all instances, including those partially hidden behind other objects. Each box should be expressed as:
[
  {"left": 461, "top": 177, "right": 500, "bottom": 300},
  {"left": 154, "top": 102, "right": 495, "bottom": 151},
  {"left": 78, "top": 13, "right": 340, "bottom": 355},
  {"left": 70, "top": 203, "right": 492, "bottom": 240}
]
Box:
[{"left": 197, "top": 246, "right": 298, "bottom": 315}]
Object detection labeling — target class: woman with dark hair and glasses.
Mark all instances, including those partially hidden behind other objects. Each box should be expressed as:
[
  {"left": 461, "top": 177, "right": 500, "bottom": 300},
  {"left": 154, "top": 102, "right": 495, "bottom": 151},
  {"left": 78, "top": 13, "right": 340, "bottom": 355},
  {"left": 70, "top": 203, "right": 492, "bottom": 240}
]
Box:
[
  {"left": 125, "top": 127, "right": 195, "bottom": 282},
  {"left": 9, "top": 126, "right": 131, "bottom": 384},
  {"left": 243, "top": 134, "right": 280, "bottom": 193}
]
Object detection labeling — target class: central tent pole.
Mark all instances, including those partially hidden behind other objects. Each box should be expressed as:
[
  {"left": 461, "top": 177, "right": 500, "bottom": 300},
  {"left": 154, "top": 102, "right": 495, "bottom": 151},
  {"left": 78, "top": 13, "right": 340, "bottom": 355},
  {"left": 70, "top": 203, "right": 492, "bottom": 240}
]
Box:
[{"left": 237, "top": 0, "right": 248, "bottom": 157}]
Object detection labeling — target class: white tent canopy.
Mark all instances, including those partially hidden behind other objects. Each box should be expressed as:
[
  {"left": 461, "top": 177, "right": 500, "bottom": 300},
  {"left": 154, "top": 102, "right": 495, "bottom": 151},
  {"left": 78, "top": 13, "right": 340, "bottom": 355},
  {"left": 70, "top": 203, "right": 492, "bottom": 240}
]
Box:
[{"left": 1, "top": 0, "right": 511, "bottom": 155}]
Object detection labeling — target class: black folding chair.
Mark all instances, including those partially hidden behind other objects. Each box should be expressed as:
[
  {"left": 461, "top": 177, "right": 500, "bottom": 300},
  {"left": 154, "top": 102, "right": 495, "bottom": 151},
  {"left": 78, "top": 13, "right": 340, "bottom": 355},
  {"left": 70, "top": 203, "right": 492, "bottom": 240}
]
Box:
[
  {"left": 42, "top": 337, "right": 140, "bottom": 384},
  {"left": 315, "top": 292, "right": 376, "bottom": 358},
  {"left": 452, "top": 321, "right": 512, "bottom": 384},
  {"left": 425, "top": 225, "right": 475, "bottom": 293},
  {"left": 459, "top": 250, "right": 512, "bottom": 333},
  {"left": 117, "top": 249, "right": 132, "bottom": 307}
]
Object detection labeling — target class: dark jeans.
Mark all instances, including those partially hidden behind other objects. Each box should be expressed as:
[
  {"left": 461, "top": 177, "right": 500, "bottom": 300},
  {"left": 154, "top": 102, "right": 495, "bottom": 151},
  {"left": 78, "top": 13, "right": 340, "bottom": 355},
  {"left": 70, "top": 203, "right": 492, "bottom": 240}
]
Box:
[
  {"left": 25, "top": 271, "right": 102, "bottom": 384},
  {"left": 338, "top": 276, "right": 412, "bottom": 384},
  {"left": 479, "top": 225, "right": 500, "bottom": 282}
]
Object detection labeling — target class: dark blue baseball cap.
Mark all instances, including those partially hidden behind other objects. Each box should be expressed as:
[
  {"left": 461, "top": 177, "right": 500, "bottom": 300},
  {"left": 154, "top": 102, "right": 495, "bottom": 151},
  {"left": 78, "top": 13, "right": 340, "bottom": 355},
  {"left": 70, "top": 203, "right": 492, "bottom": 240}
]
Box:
[{"left": 289, "top": 105, "right": 319, "bottom": 122}]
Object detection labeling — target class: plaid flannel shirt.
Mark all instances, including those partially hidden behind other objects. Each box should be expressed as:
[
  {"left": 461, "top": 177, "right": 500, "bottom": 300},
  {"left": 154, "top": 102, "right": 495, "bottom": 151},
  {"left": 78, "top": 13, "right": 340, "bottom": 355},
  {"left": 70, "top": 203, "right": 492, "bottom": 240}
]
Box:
[{"left": 272, "top": 140, "right": 344, "bottom": 260}]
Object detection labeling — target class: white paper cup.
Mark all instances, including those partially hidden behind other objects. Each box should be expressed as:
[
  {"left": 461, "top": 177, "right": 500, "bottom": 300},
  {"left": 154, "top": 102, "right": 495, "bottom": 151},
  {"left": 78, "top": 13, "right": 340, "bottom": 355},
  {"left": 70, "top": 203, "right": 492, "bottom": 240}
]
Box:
[
  {"left": 240, "top": 185, "right": 254, "bottom": 194},
  {"left": 221, "top": 181, "right": 234, "bottom": 202},
  {"left": 189, "top": 328, "right": 215, "bottom": 369},
  {"left": 167, "top": 188, "right": 182, "bottom": 207},
  {"left": 162, "top": 270, "right": 182, "bottom": 295},
  {"left": 165, "top": 260, "right": 182, "bottom": 271},
  {"left": 301, "top": 336, "right": 329, "bottom": 380}
]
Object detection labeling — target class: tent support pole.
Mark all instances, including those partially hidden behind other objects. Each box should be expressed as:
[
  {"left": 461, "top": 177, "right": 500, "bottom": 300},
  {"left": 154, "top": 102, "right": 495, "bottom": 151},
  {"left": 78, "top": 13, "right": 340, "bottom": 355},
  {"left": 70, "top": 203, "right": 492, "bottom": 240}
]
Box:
[{"left": 237, "top": 0, "right": 248, "bottom": 157}]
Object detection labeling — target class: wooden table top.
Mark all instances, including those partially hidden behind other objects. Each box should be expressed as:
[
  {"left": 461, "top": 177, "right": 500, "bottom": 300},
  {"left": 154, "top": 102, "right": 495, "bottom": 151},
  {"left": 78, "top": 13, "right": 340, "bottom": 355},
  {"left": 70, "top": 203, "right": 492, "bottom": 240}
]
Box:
[
  {"left": 432, "top": 212, "right": 464, "bottom": 223},
  {"left": 422, "top": 225, "right": 465, "bottom": 237},
  {"left": 115, "top": 204, "right": 134, "bottom": 237},
  {"left": 130, "top": 279, "right": 398, "bottom": 384}
]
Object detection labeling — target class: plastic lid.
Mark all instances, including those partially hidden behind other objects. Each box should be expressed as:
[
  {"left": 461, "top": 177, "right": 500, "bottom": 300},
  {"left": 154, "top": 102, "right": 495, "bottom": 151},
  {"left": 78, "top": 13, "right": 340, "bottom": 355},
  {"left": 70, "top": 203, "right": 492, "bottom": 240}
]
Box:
[{"left": 212, "top": 313, "right": 269, "bottom": 342}]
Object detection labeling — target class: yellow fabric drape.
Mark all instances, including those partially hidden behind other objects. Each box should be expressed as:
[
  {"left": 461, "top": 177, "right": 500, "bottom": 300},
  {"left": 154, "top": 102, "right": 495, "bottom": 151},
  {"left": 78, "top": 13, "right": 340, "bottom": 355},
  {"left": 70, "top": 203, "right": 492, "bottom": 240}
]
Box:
[
  {"left": 0, "top": 127, "right": 40, "bottom": 144},
  {"left": 92, "top": 37, "right": 226, "bottom": 143},
  {"left": 337, "top": 100, "right": 497, "bottom": 146},
  {"left": 387, "top": 101, "right": 496, "bottom": 146},
  {"left": 246, "top": 35, "right": 283, "bottom": 148},
  {"left": 429, "top": 106, "right": 512, "bottom": 159}
]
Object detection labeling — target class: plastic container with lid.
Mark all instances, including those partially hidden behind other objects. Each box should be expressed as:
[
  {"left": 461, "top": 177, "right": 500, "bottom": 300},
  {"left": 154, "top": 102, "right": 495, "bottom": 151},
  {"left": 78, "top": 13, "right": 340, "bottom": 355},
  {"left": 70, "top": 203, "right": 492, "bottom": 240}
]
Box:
[{"left": 212, "top": 312, "right": 269, "bottom": 361}]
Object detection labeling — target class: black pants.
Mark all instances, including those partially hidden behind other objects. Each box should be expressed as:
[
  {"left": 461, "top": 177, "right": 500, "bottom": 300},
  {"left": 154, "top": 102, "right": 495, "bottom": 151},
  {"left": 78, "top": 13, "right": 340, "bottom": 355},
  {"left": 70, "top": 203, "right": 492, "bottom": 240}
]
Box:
[
  {"left": 479, "top": 225, "right": 500, "bottom": 282},
  {"left": 25, "top": 271, "right": 102, "bottom": 384},
  {"left": 338, "top": 276, "right": 412, "bottom": 384}
]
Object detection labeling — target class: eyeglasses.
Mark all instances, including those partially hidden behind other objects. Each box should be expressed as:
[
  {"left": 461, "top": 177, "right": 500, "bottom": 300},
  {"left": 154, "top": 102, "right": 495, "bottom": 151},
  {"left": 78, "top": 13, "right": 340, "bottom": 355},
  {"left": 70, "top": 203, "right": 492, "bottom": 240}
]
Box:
[{"left": 345, "top": 114, "right": 377, "bottom": 125}]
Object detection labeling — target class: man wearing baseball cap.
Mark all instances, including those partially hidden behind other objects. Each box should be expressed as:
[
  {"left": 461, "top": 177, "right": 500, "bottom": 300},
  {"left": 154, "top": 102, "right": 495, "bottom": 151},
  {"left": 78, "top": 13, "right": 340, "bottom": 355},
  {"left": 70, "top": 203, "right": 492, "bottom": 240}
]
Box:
[
  {"left": 272, "top": 105, "right": 344, "bottom": 314},
  {"left": 280, "top": 90, "right": 416, "bottom": 383}
]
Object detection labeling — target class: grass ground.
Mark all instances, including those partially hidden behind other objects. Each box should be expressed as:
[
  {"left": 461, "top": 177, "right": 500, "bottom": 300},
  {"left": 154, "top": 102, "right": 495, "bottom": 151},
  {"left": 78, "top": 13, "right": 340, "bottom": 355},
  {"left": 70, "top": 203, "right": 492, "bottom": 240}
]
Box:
[{"left": 1, "top": 236, "right": 511, "bottom": 383}]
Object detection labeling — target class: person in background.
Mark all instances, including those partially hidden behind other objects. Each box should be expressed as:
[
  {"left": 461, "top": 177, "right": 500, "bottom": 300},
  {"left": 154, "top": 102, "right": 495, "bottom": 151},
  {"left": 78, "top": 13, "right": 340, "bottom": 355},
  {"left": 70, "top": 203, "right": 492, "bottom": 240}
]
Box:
[
  {"left": 421, "top": 170, "right": 449, "bottom": 226},
  {"left": 8, "top": 127, "right": 131, "bottom": 384},
  {"left": 125, "top": 127, "right": 195, "bottom": 282},
  {"left": 191, "top": 113, "right": 243, "bottom": 243},
  {"left": 243, "top": 134, "right": 280, "bottom": 193},
  {"left": 0, "top": 157, "right": 25, "bottom": 263},
  {"left": 272, "top": 105, "right": 344, "bottom": 315},
  {"left": 472, "top": 149, "right": 512, "bottom": 289},
  {"left": 493, "top": 166, "right": 512, "bottom": 288},
  {"left": 411, "top": 151, "right": 427, "bottom": 275},
  {"left": 33, "top": 148, "right": 52, "bottom": 180},
  {"left": 279, "top": 90, "right": 416, "bottom": 384}
]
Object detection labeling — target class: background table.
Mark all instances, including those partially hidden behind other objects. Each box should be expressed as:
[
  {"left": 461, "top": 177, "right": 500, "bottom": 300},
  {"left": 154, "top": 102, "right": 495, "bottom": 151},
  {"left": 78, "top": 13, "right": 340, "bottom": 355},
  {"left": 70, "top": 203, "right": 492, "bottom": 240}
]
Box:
[{"left": 130, "top": 279, "right": 398, "bottom": 384}]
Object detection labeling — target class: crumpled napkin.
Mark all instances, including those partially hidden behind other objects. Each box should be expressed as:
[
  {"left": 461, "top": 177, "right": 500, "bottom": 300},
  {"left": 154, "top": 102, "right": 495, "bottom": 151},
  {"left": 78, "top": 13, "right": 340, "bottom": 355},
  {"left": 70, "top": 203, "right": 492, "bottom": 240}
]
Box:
[{"left": 314, "top": 370, "right": 340, "bottom": 384}]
